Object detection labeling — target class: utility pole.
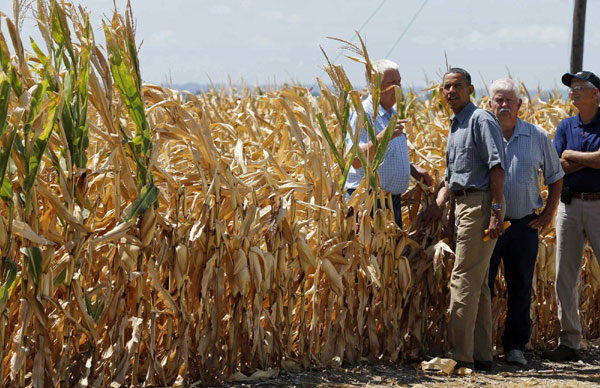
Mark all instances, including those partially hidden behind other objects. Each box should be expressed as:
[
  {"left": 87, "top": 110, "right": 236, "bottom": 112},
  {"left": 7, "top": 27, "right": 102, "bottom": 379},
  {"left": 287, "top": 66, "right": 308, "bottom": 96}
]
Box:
[{"left": 570, "top": 0, "right": 587, "bottom": 73}]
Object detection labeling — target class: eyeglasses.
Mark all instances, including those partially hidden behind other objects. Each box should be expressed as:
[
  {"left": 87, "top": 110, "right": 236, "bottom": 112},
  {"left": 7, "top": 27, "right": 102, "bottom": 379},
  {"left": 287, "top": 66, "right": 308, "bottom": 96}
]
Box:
[{"left": 570, "top": 85, "right": 594, "bottom": 92}]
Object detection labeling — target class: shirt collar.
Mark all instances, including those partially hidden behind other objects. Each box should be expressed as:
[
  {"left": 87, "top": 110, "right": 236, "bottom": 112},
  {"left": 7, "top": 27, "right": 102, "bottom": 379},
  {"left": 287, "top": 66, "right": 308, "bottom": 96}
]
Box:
[
  {"left": 451, "top": 101, "right": 476, "bottom": 126},
  {"left": 514, "top": 118, "right": 531, "bottom": 137},
  {"left": 366, "top": 95, "right": 396, "bottom": 117},
  {"left": 577, "top": 107, "right": 600, "bottom": 126}
]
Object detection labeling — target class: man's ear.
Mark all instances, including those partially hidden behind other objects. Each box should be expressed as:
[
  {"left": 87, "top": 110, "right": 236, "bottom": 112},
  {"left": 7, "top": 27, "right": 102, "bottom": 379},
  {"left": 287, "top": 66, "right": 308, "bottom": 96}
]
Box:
[{"left": 468, "top": 84, "right": 474, "bottom": 95}]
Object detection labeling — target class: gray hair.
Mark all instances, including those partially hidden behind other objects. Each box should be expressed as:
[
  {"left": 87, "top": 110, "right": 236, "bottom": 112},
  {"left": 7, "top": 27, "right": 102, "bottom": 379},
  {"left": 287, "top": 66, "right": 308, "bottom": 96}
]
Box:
[
  {"left": 580, "top": 80, "right": 598, "bottom": 90},
  {"left": 366, "top": 59, "right": 399, "bottom": 85},
  {"left": 489, "top": 78, "right": 521, "bottom": 100}
]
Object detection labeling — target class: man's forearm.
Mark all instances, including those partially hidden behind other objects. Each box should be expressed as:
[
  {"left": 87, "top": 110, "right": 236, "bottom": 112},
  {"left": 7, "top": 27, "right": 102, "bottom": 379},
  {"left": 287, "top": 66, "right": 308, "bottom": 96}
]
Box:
[
  {"left": 563, "top": 150, "right": 600, "bottom": 169},
  {"left": 489, "top": 164, "right": 504, "bottom": 205},
  {"left": 351, "top": 141, "right": 375, "bottom": 169},
  {"left": 560, "top": 158, "right": 585, "bottom": 174},
  {"left": 436, "top": 180, "right": 450, "bottom": 207},
  {"left": 351, "top": 131, "right": 388, "bottom": 169},
  {"left": 544, "top": 178, "right": 563, "bottom": 213}
]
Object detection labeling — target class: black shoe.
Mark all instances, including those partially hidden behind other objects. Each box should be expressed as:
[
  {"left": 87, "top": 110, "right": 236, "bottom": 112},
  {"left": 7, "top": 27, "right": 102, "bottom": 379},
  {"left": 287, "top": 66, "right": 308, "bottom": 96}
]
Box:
[
  {"left": 542, "top": 345, "right": 579, "bottom": 362},
  {"left": 454, "top": 360, "right": 473, "bottom": 370},
  {"left": 474, "top": 359, "right": 493, "bottom": 372}
]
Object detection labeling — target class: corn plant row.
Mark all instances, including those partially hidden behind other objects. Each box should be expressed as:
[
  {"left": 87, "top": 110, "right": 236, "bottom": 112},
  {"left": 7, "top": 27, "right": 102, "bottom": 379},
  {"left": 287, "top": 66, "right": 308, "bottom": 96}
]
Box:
[{"left": 0, "top": 2, "right": 598, "bottom": 387}]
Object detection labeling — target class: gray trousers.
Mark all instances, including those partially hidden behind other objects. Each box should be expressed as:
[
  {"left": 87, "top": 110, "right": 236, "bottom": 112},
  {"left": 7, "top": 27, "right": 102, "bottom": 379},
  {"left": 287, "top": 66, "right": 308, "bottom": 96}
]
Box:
[{"left": 555, "top": 199, "right": 600, "bottom": 349}]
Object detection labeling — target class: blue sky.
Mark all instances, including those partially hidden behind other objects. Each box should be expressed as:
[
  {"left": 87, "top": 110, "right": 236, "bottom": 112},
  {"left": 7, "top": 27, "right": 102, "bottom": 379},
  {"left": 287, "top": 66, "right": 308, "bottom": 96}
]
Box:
[{"left": 3, "top": 0, "right": 600, "bottom": 91}]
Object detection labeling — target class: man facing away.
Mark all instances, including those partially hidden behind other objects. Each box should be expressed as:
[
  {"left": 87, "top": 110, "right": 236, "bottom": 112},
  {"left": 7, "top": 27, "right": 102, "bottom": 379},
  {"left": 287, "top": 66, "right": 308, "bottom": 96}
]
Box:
[
  {"left": 486, "top": 78, "right": 564, "bottom": 366},
  {"left": 422, "top": 67, "right": 506, "bottom": 371},
  {"left": 345, "top": 59, "right": 432, "bottom": 228},
  {"left": 543, "top": 71, "right": 600, "bottom": 362}
]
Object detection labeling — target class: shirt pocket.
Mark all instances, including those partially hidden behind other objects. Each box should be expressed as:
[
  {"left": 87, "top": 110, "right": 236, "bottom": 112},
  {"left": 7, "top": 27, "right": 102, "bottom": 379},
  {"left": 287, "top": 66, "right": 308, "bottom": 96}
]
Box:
[{"left": 453, "top": 146, "right": 473, "bottom": 173}]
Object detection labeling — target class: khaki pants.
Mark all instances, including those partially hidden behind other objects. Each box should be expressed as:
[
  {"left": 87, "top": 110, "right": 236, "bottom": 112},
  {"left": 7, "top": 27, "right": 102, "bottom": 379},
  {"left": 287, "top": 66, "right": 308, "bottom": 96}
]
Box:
[
  {"left": 555, "top": 199, "right": 600, "bottom": 349},
  {"left": 449, "top": 191, "right": 504, "bottom": 363}
]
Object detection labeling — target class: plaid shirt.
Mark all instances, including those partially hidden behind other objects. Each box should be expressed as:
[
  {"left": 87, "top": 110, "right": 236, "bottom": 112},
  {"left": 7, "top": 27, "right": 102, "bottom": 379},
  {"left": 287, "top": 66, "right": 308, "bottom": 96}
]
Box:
[
  {"left": 345, "top": 97, "right": 410, "bottom": 195},
  {"left": 503, "top": 119, "right": 564, "bottom": 219},
  {"left": 446, "top": 102, "right": 505, "bottom": 191}
]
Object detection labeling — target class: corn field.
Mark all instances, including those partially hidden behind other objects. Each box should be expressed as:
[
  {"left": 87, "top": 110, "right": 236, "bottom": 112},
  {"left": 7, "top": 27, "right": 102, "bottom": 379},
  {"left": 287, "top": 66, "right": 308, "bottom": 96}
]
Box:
[{"left": 0, "top": 1, "right": 598, "bottom": 387}]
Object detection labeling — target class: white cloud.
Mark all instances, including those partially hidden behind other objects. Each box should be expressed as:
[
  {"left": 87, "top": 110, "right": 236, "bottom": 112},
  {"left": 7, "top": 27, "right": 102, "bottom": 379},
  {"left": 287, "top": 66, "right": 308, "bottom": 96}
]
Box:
[
  {"left": 252, "top": 35, "right": 275, "bottom": 49},
  {"left": 261, "top": 10, "right": 284, "bottom": 21},
  {"left": 435, "top": 25, "right": 567, "bottom": 51},
  {"left": 241, "top": 0, "right": 254, "bottom": 9},
  {"left": 147, "top": 30, "right": 176, "bottom": 49},
  {"left": 496, "top": 25, "right": 568, "bottom": 44},
  {"left": 259, "top": 10, "right": 300, "bottom": 24},
  {"left": 410, "top": 35, "right": 438, "bottom": 45},
  {"left": 466, "top": 30, "right": 489, "bottom": 49},
  {"left": 209, "top": 4, "right": 232, "bottom": 16}
]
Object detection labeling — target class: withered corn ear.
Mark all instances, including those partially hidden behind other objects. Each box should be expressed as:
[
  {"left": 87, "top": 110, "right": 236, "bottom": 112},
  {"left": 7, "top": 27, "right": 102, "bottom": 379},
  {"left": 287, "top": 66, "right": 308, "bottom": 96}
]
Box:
[
  {"left": 322, "top": 258, "right": 343, "bottom": 296},
  {"left": 174, "top": 243, "right": 188, "bottom": 288},
  {"left": 483, "top": 221, "right": 511, "bottom": 241},
  {"left": 141, "top": 208, "right": 156, "bottom": 247},
  {"left": 0, "top": 217, "right": 7, "bottom": 248},
  {"left": 296, "top": 236, "right": 317, "bottom": 269},
  {"left": 122, "top": 244, "right": 140, "bottom": 272}
]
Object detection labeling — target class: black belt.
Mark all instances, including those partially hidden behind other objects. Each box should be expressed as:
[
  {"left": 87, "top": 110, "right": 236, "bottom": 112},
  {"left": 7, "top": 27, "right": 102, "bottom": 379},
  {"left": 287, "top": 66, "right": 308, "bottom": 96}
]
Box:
[
  {"left": 505, "top": 213, "right": 536, "bottom": 223},
  {"left": 572, "top": 191, "right": 600, "bottom": 201},
  {"left": 453, "top": 187, "right": 485, "bottom": 197}
]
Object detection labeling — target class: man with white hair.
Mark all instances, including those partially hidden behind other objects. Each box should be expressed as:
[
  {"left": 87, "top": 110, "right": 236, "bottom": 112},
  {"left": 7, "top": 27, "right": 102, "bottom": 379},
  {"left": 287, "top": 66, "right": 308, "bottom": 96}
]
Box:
[
  {"left": 345, "top": 59, "right": 432, "bottom": 228},
  {"left": 486, "top": 78, "right": 564, "bottom": 366},
  {"left": 543, "top": 71, "right": 600, "bottom": 362}
]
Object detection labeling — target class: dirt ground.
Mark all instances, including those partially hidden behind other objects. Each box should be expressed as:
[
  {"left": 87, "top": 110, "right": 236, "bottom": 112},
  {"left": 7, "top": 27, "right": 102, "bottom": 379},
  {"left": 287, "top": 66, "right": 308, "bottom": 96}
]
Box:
[{"left": 224, "top": 346, "right": 600, "bottom": 388}]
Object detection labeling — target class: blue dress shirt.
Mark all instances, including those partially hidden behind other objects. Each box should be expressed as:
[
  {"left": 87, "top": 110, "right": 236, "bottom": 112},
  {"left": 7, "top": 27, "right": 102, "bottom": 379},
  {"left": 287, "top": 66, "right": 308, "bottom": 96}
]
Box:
[
  {"left": 345, "top": 97, "right": 411, "bottom": 195},
  {"left": 503, "top": 119, "right": 564, "bottom": 219},
  {"left": 445, "top": 102, "right": 505, "bottom": 191}
]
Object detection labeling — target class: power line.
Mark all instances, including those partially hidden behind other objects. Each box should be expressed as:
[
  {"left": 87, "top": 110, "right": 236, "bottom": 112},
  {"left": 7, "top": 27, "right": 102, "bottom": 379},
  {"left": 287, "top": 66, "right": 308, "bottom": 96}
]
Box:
[
  {"left": 330, "top": 0, "right": 389, "bottom": 64},
  {"left": 385, "top": 0, "right": 429, "bottom": 58},
  {"left": 310, "top": 0, "right": 388, "bottom": 90}
]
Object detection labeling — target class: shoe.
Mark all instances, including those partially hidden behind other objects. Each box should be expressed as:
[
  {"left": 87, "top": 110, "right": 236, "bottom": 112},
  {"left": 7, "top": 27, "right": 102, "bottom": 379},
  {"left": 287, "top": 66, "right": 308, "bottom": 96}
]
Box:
[
  {"left": 454, "top": 360, "right": 473, "bottom": 370},
  {"left": 453, "top": 360, "right": 474, "bottom": 375},
  {"left": 542, "top": 345, "right": 579, "bottom": 362},
  {"left": 473, "top": 359, "right": 493, "bottom": 372},
  {"left": 505, "top": 349, "right": 527, "bottom": 366}
]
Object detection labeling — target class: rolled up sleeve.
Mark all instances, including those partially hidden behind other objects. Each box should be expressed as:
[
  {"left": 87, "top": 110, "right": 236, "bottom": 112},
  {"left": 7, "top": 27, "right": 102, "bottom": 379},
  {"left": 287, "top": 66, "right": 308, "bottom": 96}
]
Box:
[
  {"left": 476, "top": 118, "right": 505, "bottom": 170},
  {"left": 542, "top": 131, "right": 565, "bottom": 185}
]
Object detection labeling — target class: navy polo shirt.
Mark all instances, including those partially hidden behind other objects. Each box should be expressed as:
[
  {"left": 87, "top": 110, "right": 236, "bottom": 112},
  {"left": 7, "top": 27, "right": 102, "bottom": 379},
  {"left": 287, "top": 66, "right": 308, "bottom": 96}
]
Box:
[{"left": 553, "top": 108, "right": 600, "bottom": 193}]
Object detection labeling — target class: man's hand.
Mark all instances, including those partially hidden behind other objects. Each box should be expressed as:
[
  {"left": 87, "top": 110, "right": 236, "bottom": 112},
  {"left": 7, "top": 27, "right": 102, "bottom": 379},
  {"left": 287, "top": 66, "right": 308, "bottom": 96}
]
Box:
[
  {"left": 391, "top": 119, "right": 408, "bottom": 139},
  {"left": 487, "top": 210, "right": 504, "bottom": 240},
  {"left": 561, "top": 149, "right": 576, "bottom": 161},
  {"left": 410, "top": 164, "right": 433, "bottom": 186},
  {"left": 528, "top": 209, "right": 554, "bottom": 233},
  {"left": 421, "top": 202, "right": 443, "bottom": 226}
]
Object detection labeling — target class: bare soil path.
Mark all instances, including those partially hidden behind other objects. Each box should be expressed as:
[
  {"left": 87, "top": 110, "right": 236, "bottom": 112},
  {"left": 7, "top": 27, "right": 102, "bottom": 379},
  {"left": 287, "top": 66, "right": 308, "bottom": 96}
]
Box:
[{"left": 224, "top": 346, "right": 600, "bottom": 387}]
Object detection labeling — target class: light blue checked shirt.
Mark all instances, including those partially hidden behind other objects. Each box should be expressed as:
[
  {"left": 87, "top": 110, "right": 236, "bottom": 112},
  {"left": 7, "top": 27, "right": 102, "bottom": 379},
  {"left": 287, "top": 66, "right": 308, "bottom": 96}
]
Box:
[
  {"left": 446, "top": 102, "right": 505, "bottom": 191},
  {"left": 503, "top": 119, "right": 564, "bottom": 219},
  {"left": 344, "top": 97, "right": 410, "bottom": 195}
]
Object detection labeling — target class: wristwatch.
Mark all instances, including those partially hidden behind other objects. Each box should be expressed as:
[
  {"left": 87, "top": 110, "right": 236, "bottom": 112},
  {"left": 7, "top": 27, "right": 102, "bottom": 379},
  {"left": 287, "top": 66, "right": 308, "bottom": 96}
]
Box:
[{"left": 491, "top": 202, "right": 503, "bottom": 212}]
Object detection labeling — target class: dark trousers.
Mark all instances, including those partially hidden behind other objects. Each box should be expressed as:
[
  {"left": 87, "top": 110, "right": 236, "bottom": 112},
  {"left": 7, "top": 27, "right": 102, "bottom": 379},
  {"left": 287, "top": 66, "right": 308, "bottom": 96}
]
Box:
[
  {"left": 488, "top": 213, "right": 538, "bottom": 352},
  {"left": 346, "top": 189, "right": 403, "bottom": 229}
]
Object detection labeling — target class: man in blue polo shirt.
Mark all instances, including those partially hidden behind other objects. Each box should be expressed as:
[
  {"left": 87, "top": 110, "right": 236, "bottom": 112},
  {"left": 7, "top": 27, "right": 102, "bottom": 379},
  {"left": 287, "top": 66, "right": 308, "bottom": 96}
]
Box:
[
  {"left": 345, "top": 59, "right": 432, "bottom": 228},
  {"left": 543, "top": 71, "right": 600, "bottom": 362},
  {"left": 487, "top": 78, "right": 564, "bottom": 366}
]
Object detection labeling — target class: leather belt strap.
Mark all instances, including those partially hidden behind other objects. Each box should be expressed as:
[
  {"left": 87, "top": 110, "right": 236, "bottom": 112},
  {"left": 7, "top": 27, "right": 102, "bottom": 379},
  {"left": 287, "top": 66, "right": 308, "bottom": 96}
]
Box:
[
  {"left": 453, "top": 187, "right": 484, "bottom": 197},
  {"left": 572, "top": 191, "right": 600, "bottom": 201}
]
